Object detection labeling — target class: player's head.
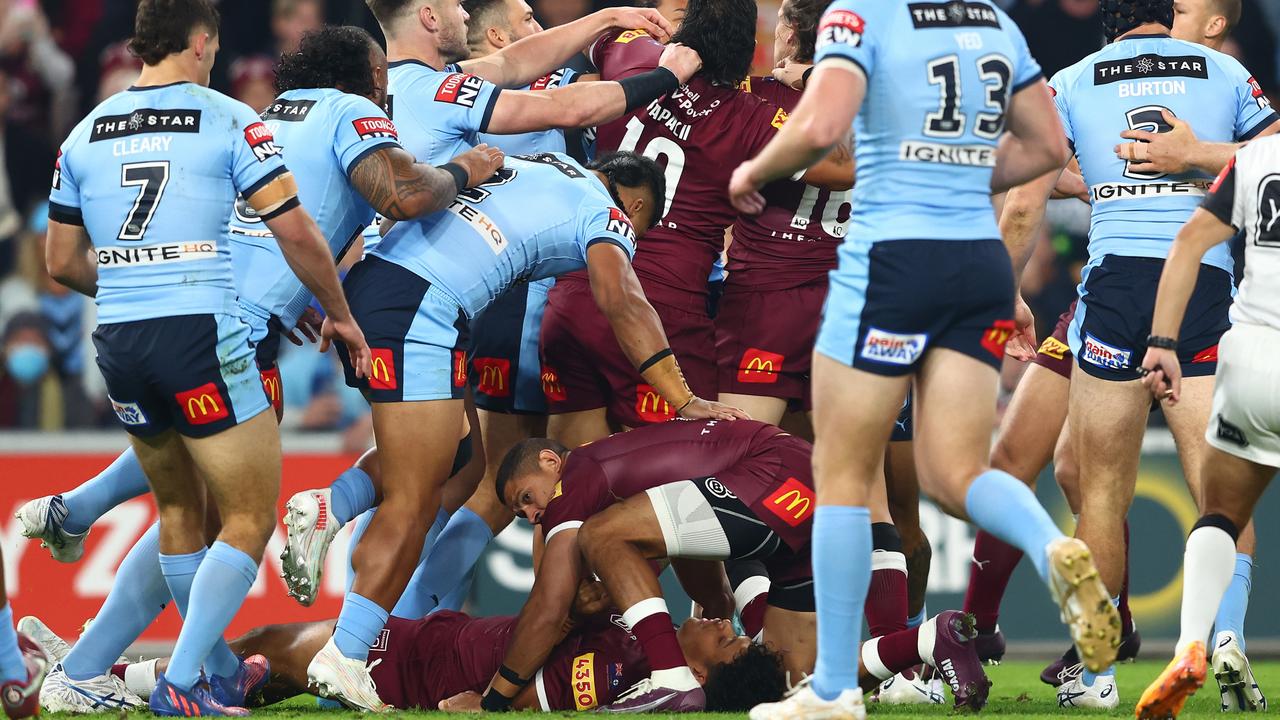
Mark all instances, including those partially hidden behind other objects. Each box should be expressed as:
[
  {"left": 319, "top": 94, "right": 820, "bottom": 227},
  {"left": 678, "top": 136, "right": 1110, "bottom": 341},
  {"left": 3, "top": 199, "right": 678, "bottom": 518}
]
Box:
[
  {"left": 496, "top": 437, "right": 570, "bottom": 524},
  {"left": 670, "top": 0, "right": 756, "bottom": 87},
  {"left": 676, "top": 618, "right": 787, "bottom": 710},
  {"left": 774, "top": 0, "right": 824, "bottom": 65},
  {"left": 1100, "top": 0, "right": 1174, "bottom": 41},
  {"left": 366, "top": 0, "right": 471, "bottom": 63},
  {"left": 128, "top": 0, "right": 221, "bottom": 84},
  {"left": 275, "top": 27, "right": 389, "bottom": 109},
  {"left": 637, "top": 0, "right": 689, "bottom": 32},
  {"left": 462, "top": 0, "right": 542, "bottom": 55},
  {"left": 587, "top": 151, "right": 666, "bottom": 235},
  {"left": 1172, "top": 0, "right": 1240, "bottom": 49}
]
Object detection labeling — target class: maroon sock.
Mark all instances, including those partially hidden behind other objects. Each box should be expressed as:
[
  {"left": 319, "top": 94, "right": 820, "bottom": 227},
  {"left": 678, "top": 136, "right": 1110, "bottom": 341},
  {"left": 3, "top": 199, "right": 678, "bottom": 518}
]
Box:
[
  {"left": 962, "top": 531, "right": 1024, "bottom": 633},
  {"left": 867, "top": 626, "right": 923, "bottom": 679},
  {"left": 866, "top": 562, "right": 908, "bottom": 637},
  {"left": 740, "top": 593, "right": 768, "bottom": 640},
  {"left": 110, "top": 663, "right": 128, "bottom": 681},
  {"left": 1119, "top": 520, "right": 1134, "bottom": 634},
  {"left": 631, "top": 613, "right": 688, "bottom": 672}
]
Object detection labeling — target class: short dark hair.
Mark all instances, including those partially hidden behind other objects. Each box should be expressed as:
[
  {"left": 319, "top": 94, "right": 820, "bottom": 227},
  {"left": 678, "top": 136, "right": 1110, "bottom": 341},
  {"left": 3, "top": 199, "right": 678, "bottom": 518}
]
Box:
[
  {"left": 366, "top": 0, "right": 418, "bottom": 26},
  {"left": 703, "top": 643, "right": 788, "bottom": 711},
  {"left": 1100, "top": 0, "right": 1173, "bottom": 41},
  {"left": 275, "top": 26, "right": 378, "bottom": 97},
  {"left": 587, "top": 151, "right": 666, "bottom": 229},
  {"left": 670, "top": 0, "right": 755, "bottom": 87},
  {"left": 782, "top": 0, "right": 825, "bottom": 64},
  {"left": 462, "top": 0, "right": 508, "bottom": 47},
  {"left": 494, "top": 438, "right": 568, "bottom": 505},
  {"left": 1211, "top": 0, "right": 1242, "bottom": 31},
  {"left": 128, "top": 0, "right": 221, "bottom": 66}
]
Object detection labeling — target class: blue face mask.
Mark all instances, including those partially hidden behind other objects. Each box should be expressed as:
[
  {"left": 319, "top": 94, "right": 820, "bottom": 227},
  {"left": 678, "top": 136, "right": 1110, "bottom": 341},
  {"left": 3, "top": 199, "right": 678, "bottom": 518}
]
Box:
[{"left": 5, "top": 345, "right": 49, "bottom": 385}]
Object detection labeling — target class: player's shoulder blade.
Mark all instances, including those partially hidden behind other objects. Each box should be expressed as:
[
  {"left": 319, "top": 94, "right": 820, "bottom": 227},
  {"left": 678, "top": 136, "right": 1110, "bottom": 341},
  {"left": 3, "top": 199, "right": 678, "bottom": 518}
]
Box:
[{"left": 261, "top": 87, "right": 333, "bottom": 124}]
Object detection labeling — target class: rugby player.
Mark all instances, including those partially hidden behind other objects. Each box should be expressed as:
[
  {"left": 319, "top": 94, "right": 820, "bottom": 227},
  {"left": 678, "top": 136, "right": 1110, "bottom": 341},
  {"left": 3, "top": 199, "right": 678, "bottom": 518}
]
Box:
[
  {"left": 539, "top": 0, "right": 854, "bottom": 448},
  {"left": 0, "top": 553, "right": 47, "bottom": 720},
  {"left": 730, "top": 0, "right": 1124, "bottom": 716},
  {"left": 996, "top": 0, "right": 1278, "bottom": 707},
  {"left": 1135, "top": 135, "right": 1280, "bottom": 719},
  {"left": 44, "top": 0, "right": 373, "bottom": 713},
  {"left": 485, "top": 420, "right": 990, "bottom": 712}
]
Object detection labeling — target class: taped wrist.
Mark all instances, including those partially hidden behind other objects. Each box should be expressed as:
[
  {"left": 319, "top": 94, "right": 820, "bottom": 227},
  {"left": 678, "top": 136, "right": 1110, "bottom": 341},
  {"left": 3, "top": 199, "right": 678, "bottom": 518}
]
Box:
[
  {"left": 438, "top": 162, "right": 469, "bottom": 195},
  {"left": 481, "top": 688, "right": 514, "bottom": 712},
  {"left": 619, "top": 67, "right": 680, "bottom": 113},
  {"left": 638, "top": 350, "right": 694, "bottom": 412}
]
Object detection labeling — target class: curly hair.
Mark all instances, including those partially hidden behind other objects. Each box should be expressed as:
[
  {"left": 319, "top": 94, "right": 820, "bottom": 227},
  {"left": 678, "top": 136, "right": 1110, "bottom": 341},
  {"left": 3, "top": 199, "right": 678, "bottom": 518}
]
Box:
[
  {"left": 1100, "top": 0, "right": 1173, "bottom": 41},
  {"left": 703, "top": 643, "right": 788, "bottom": 711},
  {"left": 494, "top": 438, "right": 569, "bottom": 506},
  {"left": 128, "top": 0, "right": 220, "bottom": 66},
  {"left": 275, "top": 26, "right": 378, "bottom": 97},
  {"left": 587, "top": 151, "right": 667, "bottom": 229},
  {"left": 782, "top": 0, "right": 826, "bottom": 64},
  {"left": 670, "top": 0, "right": 756, "bottom": 87}
]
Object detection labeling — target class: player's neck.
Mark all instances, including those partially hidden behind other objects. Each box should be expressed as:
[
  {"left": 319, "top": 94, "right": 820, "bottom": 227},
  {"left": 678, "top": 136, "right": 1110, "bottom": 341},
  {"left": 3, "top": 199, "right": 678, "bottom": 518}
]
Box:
[
  {"left": 1114, "top": 22, "right": 1171, "bottom": 41},
  {"left": 385, "top": 36, "right": 447, "bottom": 71},
  {"left": 135, "top": 58, "right": 199, "bottom": 88}
]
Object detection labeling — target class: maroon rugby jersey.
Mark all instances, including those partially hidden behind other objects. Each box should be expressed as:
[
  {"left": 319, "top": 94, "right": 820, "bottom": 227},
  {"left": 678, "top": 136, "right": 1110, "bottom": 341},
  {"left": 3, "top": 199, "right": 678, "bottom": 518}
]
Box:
[
  {"left": 540, "top": 419, "right": 814, "bottom": 550},
  {"left": 586, "top": 30, "right": 792, "bottom": 303},
  {"left": 727, "top": 77, "right": 848, "bottom": 291}
]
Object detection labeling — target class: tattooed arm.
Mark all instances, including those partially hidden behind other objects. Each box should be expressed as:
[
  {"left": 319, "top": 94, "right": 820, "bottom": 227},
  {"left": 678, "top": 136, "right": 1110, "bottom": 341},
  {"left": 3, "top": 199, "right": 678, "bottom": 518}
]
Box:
[{"left": 349, "top": 144, "right": 505, "bottom": 221}]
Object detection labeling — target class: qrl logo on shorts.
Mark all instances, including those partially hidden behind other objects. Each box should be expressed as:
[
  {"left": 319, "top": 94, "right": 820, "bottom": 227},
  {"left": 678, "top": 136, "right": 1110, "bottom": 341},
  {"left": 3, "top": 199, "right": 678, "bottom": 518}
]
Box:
[
  {"left": 109, "top": 396, "right": 148, "bottom": 426},
  {"left": 434, "top": 73, "right": 485, "bottom": 107},
  {"left": 473, "top": 357, "right": 511, "bottom": 397},
  {"left": 175, "top": 383, "right": 229, "bottom": 425},
  {"left": 764, "top": 478, "right": 815, "bottom": 527},
  {"left": 635, "top": 384, "right": 674, "bottom": 423},
  {"left": 861, "top": 328, "right": 927, "bottom": 366},
  {"left": 369, "top": 348, "right": 398, "bottom": 391},
  {"left": 737, "top": 348, "right": 784, "bottom": 384},
  {"left": 1081, "top": 333, "right": 1132, "bottom": 370}
]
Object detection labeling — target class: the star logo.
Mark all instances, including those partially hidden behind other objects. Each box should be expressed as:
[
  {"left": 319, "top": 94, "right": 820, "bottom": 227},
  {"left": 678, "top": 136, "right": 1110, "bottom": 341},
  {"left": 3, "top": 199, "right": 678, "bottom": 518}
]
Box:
[
  {"left": 128, "top": 111, "right": 144, "bottom": 130},
  {"left": 1137, "top": 57, "right": 1155, "bottom": 74},
  {"left": 948, "top": 0, "right": 966, "bottom": 22}
]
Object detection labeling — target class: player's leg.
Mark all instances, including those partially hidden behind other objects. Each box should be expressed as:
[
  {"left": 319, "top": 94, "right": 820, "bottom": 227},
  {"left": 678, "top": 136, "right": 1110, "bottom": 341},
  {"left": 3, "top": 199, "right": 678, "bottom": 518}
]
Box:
[
  {"left": 541, "top": 278, "right": 617, "bottom": 446},
  {"left": 717, "top": 394, "right": 788, "bottom": 425},
  {"left": 856, "top": 609, "right": 989, "bottom": 710},
  {"left": 864, "top": 462, "right": 908, "bottom": 642},
  {"left": 0, "top": 550, "right": 47, "bottom": 720},
  {"left": 884, "top": 437, "right": 931, "bottom": 629},
  {"left": 228, "top": 621, "right": 335, "bottom": 706}
]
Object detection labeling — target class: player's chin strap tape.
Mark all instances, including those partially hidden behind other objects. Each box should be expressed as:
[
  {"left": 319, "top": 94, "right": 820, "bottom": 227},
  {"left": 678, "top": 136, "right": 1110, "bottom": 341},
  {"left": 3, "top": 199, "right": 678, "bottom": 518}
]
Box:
[
  {"left": 638, "top": 351, "right": 695, "bottom": 414},
  {"left": 619, "top": 67, "right": 680, "bottom": 113},
  {"left": 438, "top": 162, "right": 469, "bottom": 195}
]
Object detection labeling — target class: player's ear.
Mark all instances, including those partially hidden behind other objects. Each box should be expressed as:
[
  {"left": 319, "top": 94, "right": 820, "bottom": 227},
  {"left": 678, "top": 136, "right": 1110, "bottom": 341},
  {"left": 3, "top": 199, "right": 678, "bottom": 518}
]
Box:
[
  {"left": 1207, "top": 14, "right": 1227, "bottom": 39},
  {"left": 191, "top": 31, "right": 208, "bottom": 59},
  {"left": 539, "top": 448, "right": 561, "bottom": 473},
  {"left": 419, "top": 3, "right": 438, "bottom": 32},
  {"left": 624, "top": 194, "right": 648, "bottom": 227},
  {"left": 689, "top": 661, "right": 709, "bottom": 686},
  {"left": 486, "top": 25, "right": 507, "bottom": 48}
]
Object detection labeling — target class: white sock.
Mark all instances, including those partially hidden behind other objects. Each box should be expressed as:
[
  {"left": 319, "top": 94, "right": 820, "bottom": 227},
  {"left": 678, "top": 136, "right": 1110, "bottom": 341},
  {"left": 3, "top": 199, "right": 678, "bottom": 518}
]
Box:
[
  {"left": 1176, "top": 526, "right": 1236, "bottom": 653},
  {"left": 124, "top": 658, "right": 160, "bottom": 700}
]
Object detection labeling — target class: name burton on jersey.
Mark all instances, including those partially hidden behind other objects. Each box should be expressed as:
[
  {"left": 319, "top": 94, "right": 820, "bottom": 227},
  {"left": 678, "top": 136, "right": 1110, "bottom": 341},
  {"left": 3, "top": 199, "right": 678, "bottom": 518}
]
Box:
[{"left": 1117, "top": 80, "right": 1187, "bottom": 97}]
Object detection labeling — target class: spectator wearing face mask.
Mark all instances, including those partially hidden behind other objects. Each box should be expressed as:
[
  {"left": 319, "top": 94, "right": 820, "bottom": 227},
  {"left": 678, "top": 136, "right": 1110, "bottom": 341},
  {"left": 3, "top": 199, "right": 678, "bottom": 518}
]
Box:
[{"left": 0, "top": 311, "right": 59, "bottom": 429}]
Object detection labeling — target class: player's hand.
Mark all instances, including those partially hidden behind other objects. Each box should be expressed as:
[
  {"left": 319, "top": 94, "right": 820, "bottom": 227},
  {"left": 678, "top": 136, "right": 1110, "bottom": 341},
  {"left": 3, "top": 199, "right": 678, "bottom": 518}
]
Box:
[
  {"left": 773, "top": 59, "right": 812, "bottom": 90},
  {"left": 677, "top": 397, "right": 750, "bottom": 421},
  {"left": 572, "top": 579, "right": 612, "bottom": 617},
  {"left": 1005, "top": 295, "right": 1038, "bottom": 362},
  {"left": 1140, "top": 347, "right": 1182, "bottom": 404},
  {"left": 658, "top": 43, "right": 702, "bottom": 84},
  {"left": 1115, "top": 109, "right": 1195, "bottom": 175},
  {"left": 729, "top": 162, "right": 767, "bottom": 215},
  {"left": 451, "top": 144, "right": 505, "bottom": 188},
  {"left": 284, "top": 306, "right": 324, "bottom": 346},
  {"left": 438, "top": 691, "right": 483, "bottom": 713},
  {"left": 601, "top": 7, "right": 674, "bottom": 43},
  {"left": 320, "top": 315, "right": 372, "bottom": 379},
  {"left": 1050, "top": 169, "right": 1090, "bottom": 204}
]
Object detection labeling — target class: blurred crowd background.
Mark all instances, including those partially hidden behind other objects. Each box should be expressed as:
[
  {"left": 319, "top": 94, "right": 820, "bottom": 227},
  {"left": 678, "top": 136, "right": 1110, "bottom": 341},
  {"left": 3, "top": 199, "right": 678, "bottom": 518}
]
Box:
[{"left": 0, "top": 0, "right": 1277, "bottom": 438}]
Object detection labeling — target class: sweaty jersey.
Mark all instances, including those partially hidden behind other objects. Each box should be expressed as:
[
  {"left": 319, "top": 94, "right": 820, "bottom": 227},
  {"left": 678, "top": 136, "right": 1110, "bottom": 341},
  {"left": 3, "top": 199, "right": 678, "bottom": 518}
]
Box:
[
  {"left": 477, "top": 67, "right": 577, "bottom": 156},
  {"left": 728, "top": 77, "right": 847, "bottom": 290},
  {"left": 589, "top": 29, "right": 792, "bottom": 302},
  {"left": 1201, "top": 136, "right": 1280, "bottom": 329},
  {"left": 386, "top": 60, "right": 502, "bottom": 165},
  {"left": 540, "top": 419, "right": 814, "bottom": 550},
  {"left": 1050, "top": 34, "right": 1277, "bottom": 273},
  {"left": 370, "top": 152, "right": 636, "bottom": 317},
  {"left": 230, "top": 88, "right": 400, "bottom": 330},
  {"left": 49, "top": 82, "right": 288, "bottom": 324},
  {"left": 814, "top": 0, "right": 1042, "bottom": 242}
]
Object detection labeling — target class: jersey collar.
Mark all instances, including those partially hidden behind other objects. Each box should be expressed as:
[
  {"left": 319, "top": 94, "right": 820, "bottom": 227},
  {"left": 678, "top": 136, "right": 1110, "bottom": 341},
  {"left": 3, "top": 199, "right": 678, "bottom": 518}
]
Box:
[
  {"left": 127, "top": 80, "right": 194, "bottom": 91},
  {"left": 388, "top": 58, "right": 440, "bottom": 71},
  {"left": 1118, "top": 33, "right": 1171, "bottom": 40}
]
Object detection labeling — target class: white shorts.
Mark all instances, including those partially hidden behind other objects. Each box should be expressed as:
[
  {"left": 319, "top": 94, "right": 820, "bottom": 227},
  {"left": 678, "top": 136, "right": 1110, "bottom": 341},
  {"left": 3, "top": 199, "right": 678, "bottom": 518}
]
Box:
[
  {"left": 1205, "top": 322, "right": 1280, "bottom": 468},
  {"left": 645, "top": 481, "right": 732, "bottom": 560}
]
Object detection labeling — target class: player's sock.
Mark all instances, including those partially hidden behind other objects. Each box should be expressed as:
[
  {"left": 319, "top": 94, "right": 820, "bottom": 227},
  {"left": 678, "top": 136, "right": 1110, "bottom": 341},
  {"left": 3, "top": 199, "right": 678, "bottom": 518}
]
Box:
[
  {"left": 1119, "top": 520, "right": 1134, "bottom": 634},
  {"left": 1176, "top": 517, "right": 1238, "bottom": 653},
  {"left": 394, "top": 508, "right": 493, "bottom": 619},
  {"left": 333, "top": 591, "right": 389, "bottom": 662},
  {"left": 62, "top": 523, "right": 168, "bottom": 681},
  {"left": 731, "top": 575, "right": 770, "bottom": 641},
  {"left": 1215, "top": 553, "right": 1253, "bottom": 651},
  {"left": 812, "top": 505, "right": 872, "bottom": 700},
  {"left": 622, "top": 598, "right": 699, "bottom": 691},
  {"left": 859, "top": 626, "right": 923, "bottom": 682},
  {"left": 345, "top": 509, "right": 375, "bottom": 593},
  {"left": 162, "top": 542, "right": 258, "bottom": 691},
  {"left": 435, "top": 567, "right": 475, "bottom": 613},
  {"left": 962, "top": 531, "right": 1022, "bottom": 633},
  {"left": 329, "top": 466, "right": 376, "bottom": 527},
  {"left": 156, "top": 545, "right": 241, "bottom": 678},
  {"left": 1082, "top": 596, "right": 1120, "bottom": 685},
  {"left": 121, "top": 659, "right": 159, "bottom": 699},
  {"left": 390, "top": 508, "right": 450, "bottom": 618},
  {"left": 61, "top": 447, "right": 151, "bottom": 534},
  {"left": 963, "top": 470, "right": 1061, "bottom": 582},
  {"left": 907, "top": 605, "right": 928, "bottom": 629},
  {"left": 0, "top": 604, "right": 26, "bottom": 683},
  {"left": 866, "top": 523, "right": 907, "bottom": 637}
]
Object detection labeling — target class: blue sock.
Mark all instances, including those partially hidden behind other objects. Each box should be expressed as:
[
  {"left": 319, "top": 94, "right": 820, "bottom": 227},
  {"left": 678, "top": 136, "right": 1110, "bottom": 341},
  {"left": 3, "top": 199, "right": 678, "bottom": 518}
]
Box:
[
  {"left": 345, "top": 509, "right": 376, "bottom": 594},
  {"left": 163, "top": 542, "right": 258, "bottom": 690},
  {"left": 0, "top": 604, "right": 26, "bottom": 683},
  {"left": 1082, "top": 596, "right": 1120, "bottom": 686},
  {"left": 965, "top": 470, "right": 1062, "bottom": 582},
  {"left": 436, "top": 567, "right": 475, "bottom": 613},
  {"left": 61, "top": 447, "right": 151, "bottom": 534},
  {"left": 1215, "top": 553, "right": 1253, "bottom": 651},
  {"left": 329, "top": 467, "right": 376, "bottom": 527},
  {"left": 812, "top": 505, "right": 871, "bottom": 700},
  {"left": 907, "top": 604, "right": 928, "bottom": 629},
  {"left": 62, "top": 523, "right": 169, "bottom": 681},
  {"left": 333, "top": 592, "right": 389, "bottom": 662},
  {"left": 395, "top": 508, "right": 492, "bottom": 619},
  {"left": 391, "top": 509, "right": 451, "bottom": 619}
]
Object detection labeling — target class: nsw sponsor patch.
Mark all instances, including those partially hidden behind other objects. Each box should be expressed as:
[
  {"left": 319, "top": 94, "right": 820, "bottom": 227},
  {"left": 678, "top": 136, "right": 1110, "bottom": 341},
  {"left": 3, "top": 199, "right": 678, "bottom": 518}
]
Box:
[
  {"left": 435, "top": 73, "right": 486, "bottom": 108},
  {"left": 606, "top": 207, "right": 636, "bottom": 247},
  {"left": 1093, "top": 54, "right": 1208, "bottom": 85},
  {"left": 816, "top": 9, "right": 865, "bottom": 51},
  {"left": 243, "top": 122, "right": 282, "bottom": 162},
  {"left": 1081, "top": 333, "right": 1132, "bottom": 370},
  {"left": 861, "top": 328, "right": 927, "bottom": 366},
  {"left": 109, "top": 396, "right": 148, "bottom": 426},
  {"left": 352, "top": 117, "right": 399, "bottom": 140}
]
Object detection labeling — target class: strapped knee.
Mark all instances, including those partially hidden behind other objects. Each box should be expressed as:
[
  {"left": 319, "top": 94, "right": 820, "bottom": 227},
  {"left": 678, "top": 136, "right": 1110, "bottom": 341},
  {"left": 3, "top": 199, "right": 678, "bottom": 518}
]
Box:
[{"left": 1193, "top": 513, "right": 1240, "bottom": 543}]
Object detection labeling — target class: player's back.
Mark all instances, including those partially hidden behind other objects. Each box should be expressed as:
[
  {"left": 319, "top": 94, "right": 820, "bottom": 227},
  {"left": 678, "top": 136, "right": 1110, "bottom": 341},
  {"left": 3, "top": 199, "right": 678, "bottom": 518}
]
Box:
[
  {"left": 50, "top": 83, "right": 280, "bottom": 323},
  {"left": 1215, "top": 136, "right": 1280, "bottom": 330},
  {"left": 1051, "top": 36, "right": 1277, "bottom": 272},
  {"left": 477, "top": 68, "right": 576, "bottom": 156},
  {"left": 386, "top": 61, "right": 500, "bottom": 165},
  {"left": 817, "top": 0, "right": 1042, "bottom": 242}
]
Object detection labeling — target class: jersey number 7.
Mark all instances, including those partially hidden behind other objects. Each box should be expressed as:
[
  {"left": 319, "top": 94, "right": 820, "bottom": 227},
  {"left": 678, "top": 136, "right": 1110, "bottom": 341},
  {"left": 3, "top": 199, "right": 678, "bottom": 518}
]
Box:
[{"left": 118, "top": 161, "right": 170, "bottom": 241}]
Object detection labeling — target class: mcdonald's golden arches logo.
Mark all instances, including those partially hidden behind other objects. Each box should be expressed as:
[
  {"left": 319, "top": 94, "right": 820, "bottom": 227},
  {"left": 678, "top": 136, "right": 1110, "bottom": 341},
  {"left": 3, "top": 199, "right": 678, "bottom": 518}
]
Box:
[
  {"left": 738, "top": 348, "right": 784, "bottom": 384},
  {"left": 473, "top": 357, "right": 511, "bottom": 397},
  {"left": 369, "top": 348, "right": 397, "bottom": 390},
  {"left": 635, "top": 383, "right": 673, "bottom": 423},
  {"left": 175, "top": 382, "right": 229, "bottom": 425},
  {"left": 763, "top": 477, "right": 815, "bottom": 527}
]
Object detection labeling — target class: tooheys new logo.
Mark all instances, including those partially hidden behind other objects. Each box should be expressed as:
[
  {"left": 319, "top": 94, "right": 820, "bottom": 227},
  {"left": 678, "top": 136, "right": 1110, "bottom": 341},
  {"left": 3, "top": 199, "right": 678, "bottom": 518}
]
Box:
[
  {"left": 529, "top": 69, "right": 566, "bottom": 91},
  {"left": 435, "top": 73, "right": 485, "bottom": 108},
  {"left": 816, "top": 9, "right": 865, "bottom": 51},
  {"left": 606, "top": 208, "right": 636, "bottom": 246},
  {"left": 352, "top": 117, "right": 399, "bottom": 140},
  {"left": 243, "top": 122, "right": 282, "bottom": 162}
]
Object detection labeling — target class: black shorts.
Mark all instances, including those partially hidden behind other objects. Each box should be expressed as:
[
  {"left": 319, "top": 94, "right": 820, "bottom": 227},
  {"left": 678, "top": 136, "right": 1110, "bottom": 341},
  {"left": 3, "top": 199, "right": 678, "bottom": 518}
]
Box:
[{"left": 468, "top": 278, "right": 552, "bottom": 414}]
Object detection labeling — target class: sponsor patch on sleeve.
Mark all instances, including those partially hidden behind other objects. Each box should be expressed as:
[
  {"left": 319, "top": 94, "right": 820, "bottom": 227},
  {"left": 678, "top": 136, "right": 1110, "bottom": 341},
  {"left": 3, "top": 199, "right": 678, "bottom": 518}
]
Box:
[
  {"left": 52, "top": 150, "right": 61, "bottom": 190},
  {"left": 352, "top": 117, "right": 399, "bottom": 140},
  {"left": 1248, "top": 76, "right": 1272, "bottom": 109},
  {"left": 770, "top": 107, "right": 789, "bottom": 129},
  {"left": 530, "top": 69, "right": 566, "bottom": 91},
  {"left": 243, "top": 122, "right": 282, "bottom": 162},
  {"left": 434, "top": 73, "right": 486, "bottom": 108},
  {"left": 606, "top": 207, "right": 636, "bottom": 246},
  {"left": 614, "top": 29, "right": 650, "bottom": 44},
  {"left": 816, "top": 9, "right": 866, "bottom": 52}
]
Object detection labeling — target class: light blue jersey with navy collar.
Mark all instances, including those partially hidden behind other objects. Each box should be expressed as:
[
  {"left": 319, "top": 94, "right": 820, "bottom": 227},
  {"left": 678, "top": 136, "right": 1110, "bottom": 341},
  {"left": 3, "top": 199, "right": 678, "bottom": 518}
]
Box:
[
  {"left": 371, "top": 152, "right": 636, "bottom": 317},
  {"left": 813, "top": 0, "right": 1042, "bottom": 243},
  {"left": 385, "top": 59, "right": 503, "bottom": 165},
  {"left": 1050, "top": 34, "right": 1278, "bottom": 274},
  {"left": 49, "top": 81, "right": 287, "bottom": 324},
  {"left": 477, "top": 67, "right": 577, "bottom": 155},
  {"left": 229, "top": 87, "right": 401, "bottom": 331}
]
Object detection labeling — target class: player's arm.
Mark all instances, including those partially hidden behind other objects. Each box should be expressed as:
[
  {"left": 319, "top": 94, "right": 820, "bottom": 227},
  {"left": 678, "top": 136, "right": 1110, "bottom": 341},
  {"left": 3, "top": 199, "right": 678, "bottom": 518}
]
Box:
[
  {"left": 349, "top": 144, "right": 504, "bottom": 221},
  {"left": 729, "top": 61, "right": 863, "bottom": 214},
  {"left": 44, "top": 220, "right": 96, "bottom": 297},
  {"left": 989, "top": 81, "right": 1070, "bottom": 194},
  {"left": 798, "top": 131, "right": 856, "bottom": 191},
  {"left": 484, "top": 44, "right": 700, "bottom": 134},
  {"left": 1116, "top": 109, "right": 1280, "bottom": 175},
  {"left": 460, "top": 7, "right": 673, "bottom": 88},
  {"left": 585, "top": 242, "right": 747, "bottom": 421}
]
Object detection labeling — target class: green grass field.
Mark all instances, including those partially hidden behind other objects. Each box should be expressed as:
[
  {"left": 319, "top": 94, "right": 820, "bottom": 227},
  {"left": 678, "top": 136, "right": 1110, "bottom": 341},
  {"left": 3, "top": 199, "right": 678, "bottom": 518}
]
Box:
[{"left": 48, "top": 659, "right": 1277, "bottom": 719}]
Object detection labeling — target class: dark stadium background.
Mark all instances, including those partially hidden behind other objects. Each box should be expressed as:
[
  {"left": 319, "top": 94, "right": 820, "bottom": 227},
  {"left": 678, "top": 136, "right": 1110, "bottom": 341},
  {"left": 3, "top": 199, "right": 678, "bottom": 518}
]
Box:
[{"left": 0, "top": 0, "right": 1277, "bottom": 654}]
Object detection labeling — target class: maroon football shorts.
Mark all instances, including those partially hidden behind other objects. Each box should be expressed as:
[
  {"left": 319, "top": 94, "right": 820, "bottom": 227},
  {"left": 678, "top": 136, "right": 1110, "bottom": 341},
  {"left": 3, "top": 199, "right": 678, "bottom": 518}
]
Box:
[
  {"left": 715, "top": 280, "right": 827, "bottom": 410},
  {"left": 1031, "top": 300, "right": 1077, "bottom": 380},
  {"left": 540, "top": 276, "right": 717, "bottom": 427},
  {"left": 368, "top": 613, "right": 471, "bottom": 710}
]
